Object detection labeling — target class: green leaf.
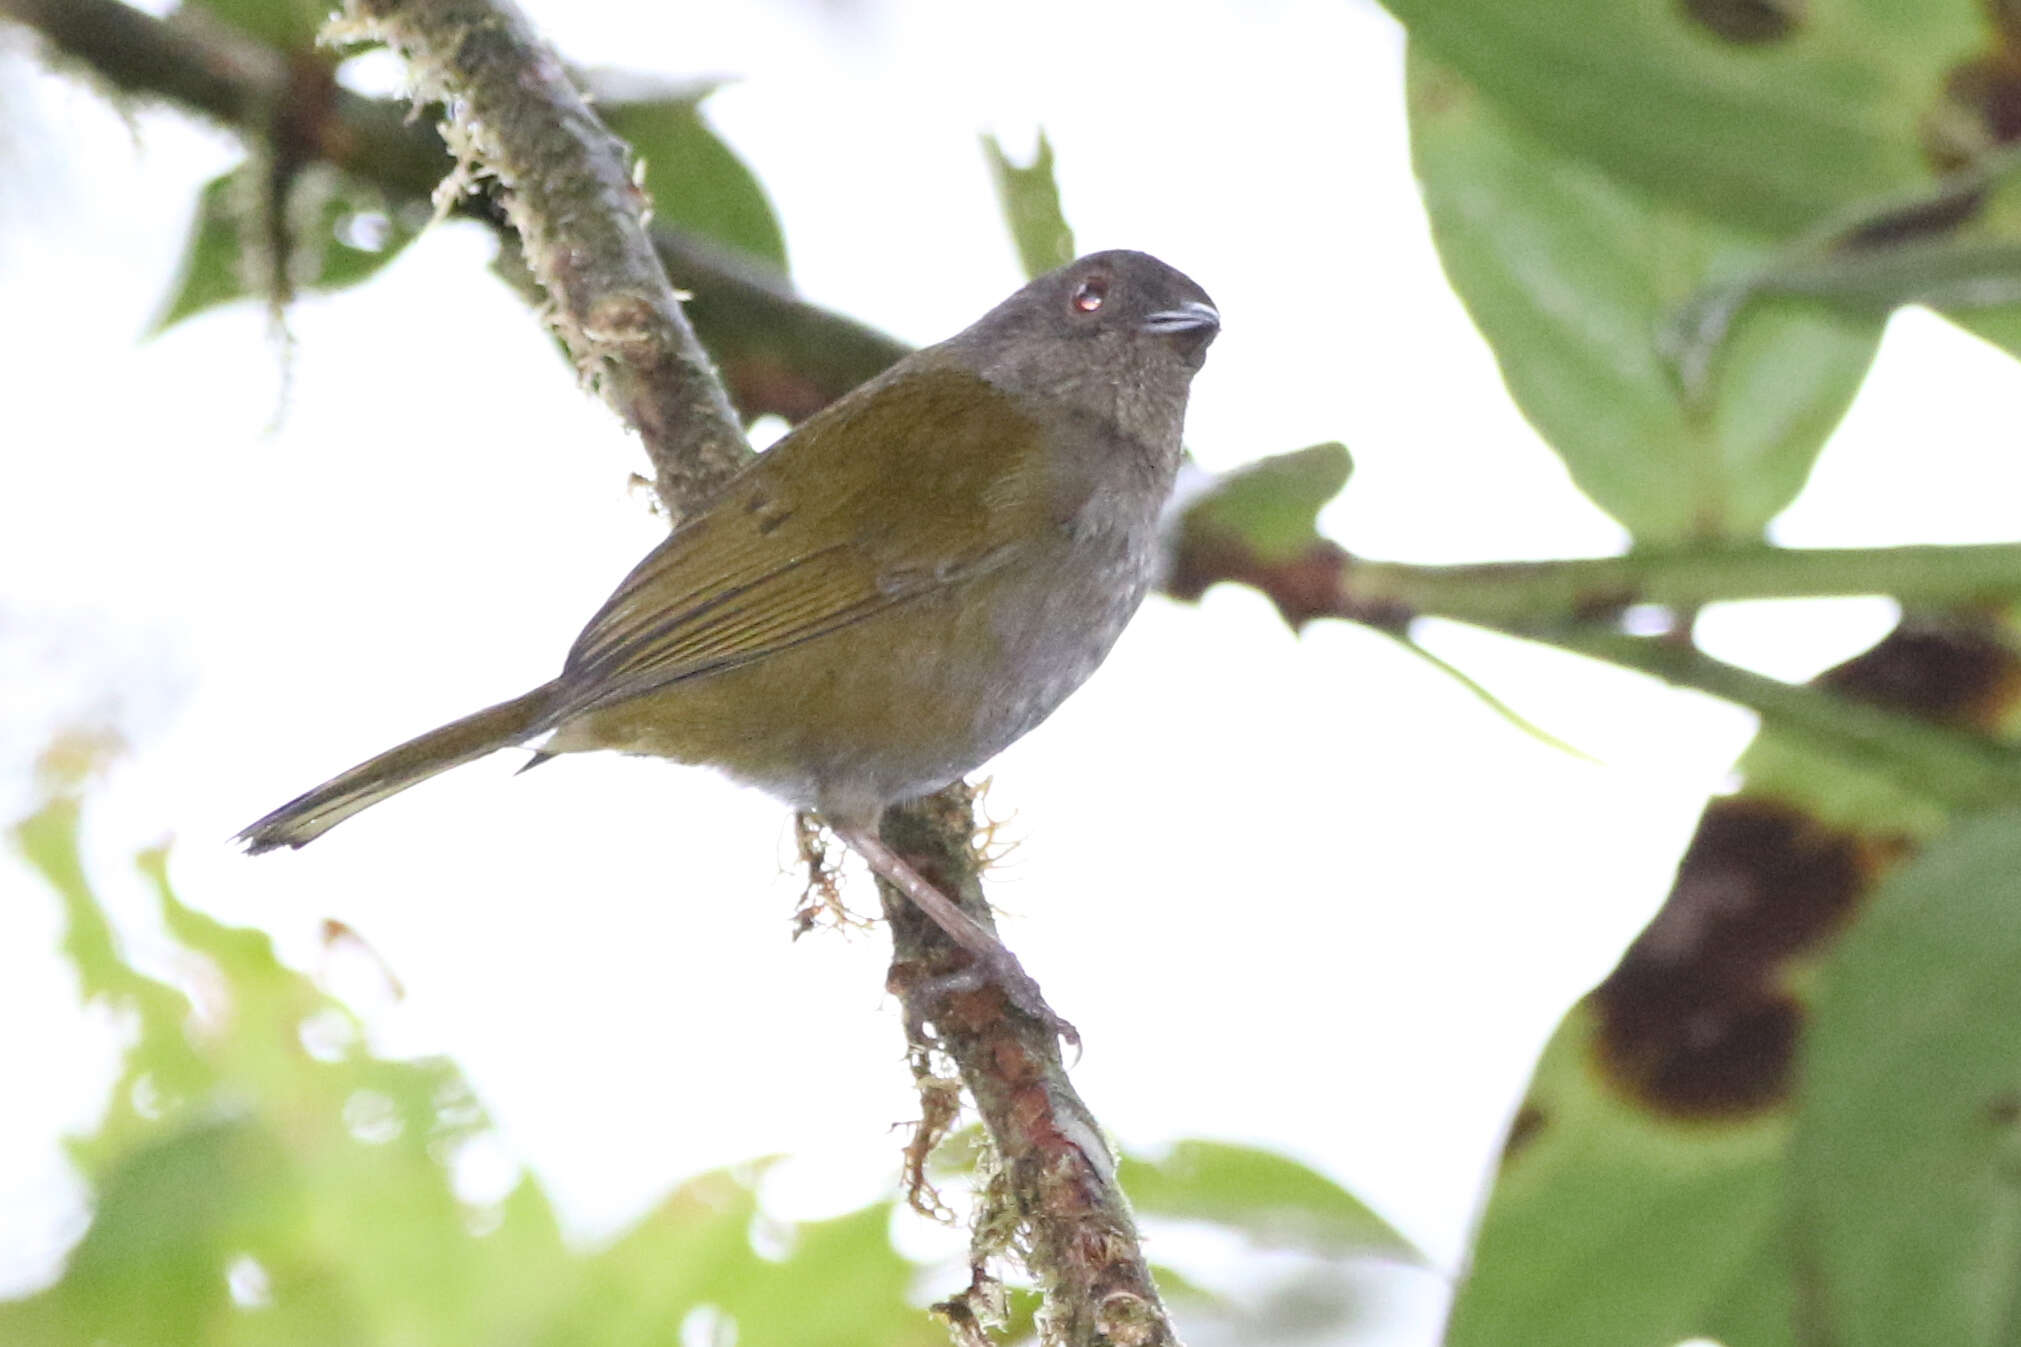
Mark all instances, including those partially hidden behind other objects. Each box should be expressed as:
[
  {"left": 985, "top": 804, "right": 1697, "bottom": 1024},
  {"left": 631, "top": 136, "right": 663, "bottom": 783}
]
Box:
[
  {"left": 17, "top": 804, "right": 212, "bottom": 1168},
  {"left": 537, "top": 1167, "right": 940, "bottom": 1347},
  {"left": 600, "top": 92, "right": 788, "bottom": 272},
  {"left": 3, "top": 797, "right": 564, "bottom": 1344},
  {"left": 1176, "top": 442, "right": 1352, "bottom": 566},
  {"left": 1446, "top": 1008, "right": 1798, "bottom": 1347},
  {"left": 1794, "top": 808, "right": 2021, "bottom": 1346},
  {"left": 51, "top": 1118, "right": 308, "bottom": 1345},
  {"left": 180, "top": 0, "right": 332, "bottom": 52},
  {"left": 155, "top": 175, "right": 254, "bottom": 333},
  {"left": 1118, "top": 1139, "right": 1421, "bottom": 1263},
  {"left": 1, "top": 795, "right": 937, "bottom": 1346},
  {"left": 1409, "top": 50, "right": 1882, "bottom": 544},
  {"left": 983, "top": 131, "right": 1076, "bottom": 280},
  {"left": 1379, "top": 0, "right": 1979, "bottom": 234},
  {"left": 153, "top": 167, "right": 423, "bottom": 333}
]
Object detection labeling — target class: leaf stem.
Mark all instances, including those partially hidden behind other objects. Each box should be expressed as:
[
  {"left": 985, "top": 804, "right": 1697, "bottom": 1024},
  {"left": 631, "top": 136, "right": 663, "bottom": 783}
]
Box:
[
  {"left": 1168, "top": 535, "right": 2021, "bottom": 807},
  {"left": 1514, "top": 625, "right": 2021, "bottom": 809},
  {"left": 1344, "top": 541, "right": 2021, "bottom": 623}
]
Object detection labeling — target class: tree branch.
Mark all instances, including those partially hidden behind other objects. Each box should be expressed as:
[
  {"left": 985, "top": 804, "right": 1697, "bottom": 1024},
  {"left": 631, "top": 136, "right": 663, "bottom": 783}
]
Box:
[
  {"left": 2, "top": 0, "right": 280, "bottom": 124},
  {"left": 1, "top": 0, "right": 910, "bottom": 423},
  {"left": 879, "top": 790, "right": 1176, "bottom": 1347},
  {"left": 0, "top": 0, "right": 453, "bottom": 219}
]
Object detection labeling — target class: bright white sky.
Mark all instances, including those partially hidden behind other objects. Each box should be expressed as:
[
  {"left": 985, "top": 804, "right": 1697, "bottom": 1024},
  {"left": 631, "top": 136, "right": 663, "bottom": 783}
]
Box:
[{"left": 4, "top": 0, "right": 2020, "bottom": 1342}]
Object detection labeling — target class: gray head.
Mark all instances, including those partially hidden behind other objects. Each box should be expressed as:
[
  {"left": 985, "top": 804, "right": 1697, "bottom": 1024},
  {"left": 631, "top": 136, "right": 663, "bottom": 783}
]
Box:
[{"left": 948, "top": 249, "right": 1219, "bottom": 450}]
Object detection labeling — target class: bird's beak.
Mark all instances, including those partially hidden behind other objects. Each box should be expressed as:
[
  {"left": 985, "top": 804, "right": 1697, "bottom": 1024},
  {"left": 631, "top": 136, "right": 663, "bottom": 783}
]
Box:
[{"left": 1139, "top": 300, "right": 1221, "bottom": 337}]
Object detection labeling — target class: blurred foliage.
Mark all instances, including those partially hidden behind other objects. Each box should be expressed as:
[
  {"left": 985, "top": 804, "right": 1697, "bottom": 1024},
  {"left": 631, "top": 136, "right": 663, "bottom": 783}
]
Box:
[
  {"left": 1118, "top": 1140, "right": 1419, "bottom": 1263},
  {"left": 154, "top": 168, "right": 427, "bottom": 333},
  {"left": 154, "top": 86, "right": 781, "bottom": 334},
  {"left": 182, "top": 0, "right": 329, "bottom": 52},
  {"left": 1172, "top": 443, "right": 1352, "bottom": 570},
  {"left": 1, "top": 795, "right": 1411, "bottom": 1344},
  {"left": 1447, "top": 1000, "right": 1803, "bottom": 1347},
  {"left": 1, "top": 797, "right": 941, "bottom": 1347},
  {"left": 599, "top": 88, "right": 789, "bottom": 273},
  {"left": 1396, "top": 0, "right": 2021, "bottom": 546},
  {"left": 982, "top": 131, "right": 1075, "bottom": 282}
]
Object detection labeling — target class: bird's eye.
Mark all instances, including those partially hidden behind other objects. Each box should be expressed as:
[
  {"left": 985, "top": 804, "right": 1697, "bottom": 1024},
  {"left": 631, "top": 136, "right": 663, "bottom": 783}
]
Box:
[{"left": 1069, "top": 276, "right": 1108, "bottom": 315}]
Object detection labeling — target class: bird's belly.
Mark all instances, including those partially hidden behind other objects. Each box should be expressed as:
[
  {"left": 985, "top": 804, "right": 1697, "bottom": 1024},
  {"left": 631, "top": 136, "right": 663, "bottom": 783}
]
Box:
[{"left": 555, "top": 543, "right": 1150, "bottom": 823}]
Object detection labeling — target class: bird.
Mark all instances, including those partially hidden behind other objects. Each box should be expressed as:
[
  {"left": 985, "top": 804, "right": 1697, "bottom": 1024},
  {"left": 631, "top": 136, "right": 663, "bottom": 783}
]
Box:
[{"left": 239, "top": 248, "right": 1219, "bottom": 1037}]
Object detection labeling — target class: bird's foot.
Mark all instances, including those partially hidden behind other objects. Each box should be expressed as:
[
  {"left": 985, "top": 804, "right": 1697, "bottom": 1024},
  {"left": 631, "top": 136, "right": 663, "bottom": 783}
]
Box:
[
  {"left": 910, "top": 944, "right": 1080, "bottom": 1050},
  {"left": 836, "top": 821, "right": 1078, "bottom": 1050}
]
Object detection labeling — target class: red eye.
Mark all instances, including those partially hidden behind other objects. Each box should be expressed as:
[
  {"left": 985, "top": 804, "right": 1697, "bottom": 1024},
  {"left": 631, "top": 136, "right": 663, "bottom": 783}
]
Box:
[{"left": 1070, "top": 276, "right": 1107, "bottom": 314}]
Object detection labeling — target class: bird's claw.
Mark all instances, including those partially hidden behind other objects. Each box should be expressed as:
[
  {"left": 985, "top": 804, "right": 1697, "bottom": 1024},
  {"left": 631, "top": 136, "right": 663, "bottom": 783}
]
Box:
[{"left": 908, "top": 947, "right": 1079, "bottom": 1051}]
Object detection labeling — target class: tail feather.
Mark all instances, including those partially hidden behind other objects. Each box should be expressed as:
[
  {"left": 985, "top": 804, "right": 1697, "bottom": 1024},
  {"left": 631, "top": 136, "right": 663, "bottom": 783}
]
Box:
[{"left": 238, "top": 682, "right": 559, "bottom": 853}]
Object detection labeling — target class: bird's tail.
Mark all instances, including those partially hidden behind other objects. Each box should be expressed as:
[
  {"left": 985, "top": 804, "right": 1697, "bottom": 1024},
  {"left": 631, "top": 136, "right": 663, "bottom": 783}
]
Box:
[{"left": 237, "top": 682, "right": 560, "bottom": 853}]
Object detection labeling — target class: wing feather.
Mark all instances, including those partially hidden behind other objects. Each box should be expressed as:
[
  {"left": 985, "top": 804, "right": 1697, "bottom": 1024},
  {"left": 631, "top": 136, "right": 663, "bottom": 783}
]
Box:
[{"left": 552, "top": 366, "right": 1059, "bottom": 718}]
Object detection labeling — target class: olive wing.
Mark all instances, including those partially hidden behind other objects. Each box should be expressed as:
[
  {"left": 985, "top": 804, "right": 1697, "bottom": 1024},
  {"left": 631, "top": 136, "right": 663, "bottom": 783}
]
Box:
[{"left": 554, "top": 366, "right": 1056, "bottom": 716}]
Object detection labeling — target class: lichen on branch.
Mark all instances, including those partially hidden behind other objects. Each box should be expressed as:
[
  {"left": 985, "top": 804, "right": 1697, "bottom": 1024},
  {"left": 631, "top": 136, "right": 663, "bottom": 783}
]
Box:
[{"left": 335, "top": 0, "right": 749, "bottom": 514}]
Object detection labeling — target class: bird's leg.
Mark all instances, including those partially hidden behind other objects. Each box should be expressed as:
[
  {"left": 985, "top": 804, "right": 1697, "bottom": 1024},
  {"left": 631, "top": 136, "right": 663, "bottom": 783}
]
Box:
[{"left": 833, "top": 823, "right": 1078, "bottom": 1048}]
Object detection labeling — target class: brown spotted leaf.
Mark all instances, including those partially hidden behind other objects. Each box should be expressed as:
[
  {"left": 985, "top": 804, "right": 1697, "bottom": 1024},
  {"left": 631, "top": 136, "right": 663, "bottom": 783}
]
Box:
[{"left": 1450, "top": 614, "right": 2021, "bottom": 1347}]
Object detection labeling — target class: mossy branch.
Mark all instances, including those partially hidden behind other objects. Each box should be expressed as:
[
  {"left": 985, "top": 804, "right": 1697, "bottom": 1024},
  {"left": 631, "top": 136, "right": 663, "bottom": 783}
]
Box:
[
  {"left": 339, "top": 0, "right": 748, "bottom": 513},
  {"left": 880, "top": 791, "right": 1177, "bottom": 1347}
]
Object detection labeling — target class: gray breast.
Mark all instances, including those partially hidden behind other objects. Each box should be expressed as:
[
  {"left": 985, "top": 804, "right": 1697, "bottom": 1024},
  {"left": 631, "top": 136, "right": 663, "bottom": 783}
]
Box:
[{"left": 967, "top": 493, "right": 1159, "bottom": 761}]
